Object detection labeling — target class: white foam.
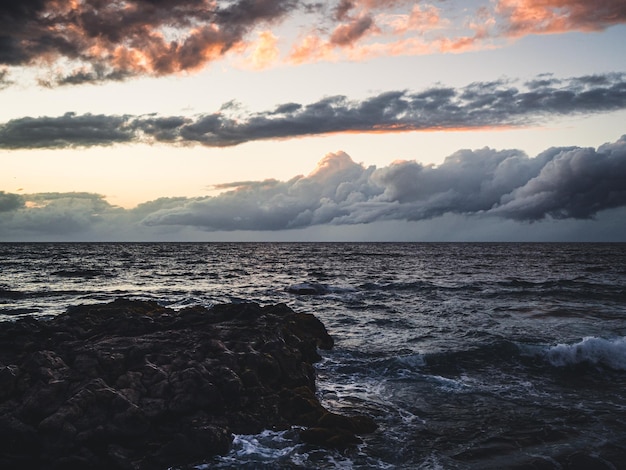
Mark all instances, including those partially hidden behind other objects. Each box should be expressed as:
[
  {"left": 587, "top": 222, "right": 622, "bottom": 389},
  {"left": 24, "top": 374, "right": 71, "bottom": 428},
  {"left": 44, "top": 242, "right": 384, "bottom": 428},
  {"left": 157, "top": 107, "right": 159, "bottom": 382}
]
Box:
[
  {"left": 396, "top": 353, "right": 426, "bottom": 369},
  {"left": 428, "top": 374, "right": 468, "bottom": 391},
  {"left": 199, "top": 429, "right": 303, "bottom": 468},
  {"left": 545, "top": 336, "right": 626, "bottom": 370},
  {"left": 418, "top": 453, "right": 448, "bottom": 470}
]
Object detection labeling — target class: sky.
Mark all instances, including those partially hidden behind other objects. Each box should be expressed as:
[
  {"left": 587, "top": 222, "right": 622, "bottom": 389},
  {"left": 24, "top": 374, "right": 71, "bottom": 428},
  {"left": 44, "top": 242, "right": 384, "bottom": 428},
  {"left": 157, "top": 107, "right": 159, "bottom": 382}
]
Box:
[{"left": 1, "top": 0, "right": 626, "bottom": 241}]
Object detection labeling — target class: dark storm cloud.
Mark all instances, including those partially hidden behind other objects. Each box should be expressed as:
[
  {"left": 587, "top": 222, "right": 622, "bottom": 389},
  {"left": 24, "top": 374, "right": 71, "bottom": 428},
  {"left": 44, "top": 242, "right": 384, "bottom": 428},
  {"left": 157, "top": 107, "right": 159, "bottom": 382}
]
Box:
[
  {"left": 0, "top": 192, "right": 120, "bottom": 235},
  {"left": 0, "top": 113, "right": 133, "bottom": 149},
  {"left": 2, "top": 136, "right": 626, "bottom": 240},
  {"left": 0, "top": 192, "right": 24, "bottom": 212},
  {"left": 0, "top": 0, "right": 301, "bottom": 84},
  {"left": 139, "top": 135, "right": 626, "bottom": 231},
  {"left": 1, "top": 73, "right": 625, "bottom": 149},
  {"left": 141, "top": 151, "right": 379, "bottom": 230},
  {"left": 154, "top": 73, "right": 626, "bottom": 146},
  {"left": 493, "top": 138, "right": 626, "bottom": 220},
  {"left": 216, "top": 0, "right": 299, "bottom": 26},
  {"left": 50, "top": 67, "right": 133, "bottom": 87}
]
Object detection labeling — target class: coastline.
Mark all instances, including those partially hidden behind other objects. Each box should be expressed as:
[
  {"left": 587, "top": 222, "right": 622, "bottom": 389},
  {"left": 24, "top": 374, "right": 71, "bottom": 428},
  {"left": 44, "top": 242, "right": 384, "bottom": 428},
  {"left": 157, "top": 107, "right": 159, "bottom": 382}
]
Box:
[{"left": 0, "top": 298, "right": 376, "bottom": 469}]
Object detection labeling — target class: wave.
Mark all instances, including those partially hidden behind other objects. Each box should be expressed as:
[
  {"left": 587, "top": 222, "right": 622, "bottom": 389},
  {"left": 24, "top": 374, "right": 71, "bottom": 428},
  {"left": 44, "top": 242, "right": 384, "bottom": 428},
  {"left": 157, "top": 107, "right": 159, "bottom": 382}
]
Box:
[
  {"left": 360, "top": 281, "right": 435, "bottom": 292},
  {"left": 421, "top": 340, "right": 523, "bottom": 371},
  {"left": 286, "top": 282, "right": 325, "bottom": 295},
  {"left": 417, "top": 337, "right": 626, "bottom": 373},
  {"left": 206, "top": 427, "right": 391, "bottom": 469},
  {"left": 389, "top": 353, "right": 427, "bottom": 375},
  {"left": 0, "top": 307, "right": 40, "bottom": 316},
  {"left": 544, "top": 336, "right": 626, "bottom": 371},
  {"left": 205, "top": 429, "right": 302, "bottom": 468},
  {"left": 51, "top": 269, "right": 116, "bottom": 279},
  {"left": 0, "top": 287, "right": 24, "bottom": 299},
  {"left": 356, "top": 342, "right": 519, "bottom": 380},
  {"left": 490, "top": 278, "right": 626, "bottom": 301},
  {"left": 286, "top": 282, "right": 356, "bottom": 296}
]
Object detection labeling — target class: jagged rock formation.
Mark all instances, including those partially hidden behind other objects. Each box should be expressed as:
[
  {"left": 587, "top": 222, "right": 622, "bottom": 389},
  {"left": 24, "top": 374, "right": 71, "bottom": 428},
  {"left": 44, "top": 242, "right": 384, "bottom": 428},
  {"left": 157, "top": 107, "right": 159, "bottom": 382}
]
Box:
[{"left": 0, "top": 299, "right": 376, "bottom": 469}]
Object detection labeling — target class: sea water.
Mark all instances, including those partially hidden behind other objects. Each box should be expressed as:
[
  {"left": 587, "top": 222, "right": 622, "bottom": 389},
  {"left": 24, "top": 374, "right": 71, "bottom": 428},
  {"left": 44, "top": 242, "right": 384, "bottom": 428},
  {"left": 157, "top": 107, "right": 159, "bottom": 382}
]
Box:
[{"left": 1, "top": 243, "right": 626, "bottom": 468}]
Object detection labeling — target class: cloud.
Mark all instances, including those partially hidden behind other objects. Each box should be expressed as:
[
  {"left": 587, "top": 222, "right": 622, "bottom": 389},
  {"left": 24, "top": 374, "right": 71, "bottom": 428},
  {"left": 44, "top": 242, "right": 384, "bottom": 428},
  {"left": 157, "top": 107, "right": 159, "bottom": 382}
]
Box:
[
  {"left": 2, "top": 135, "right": 626, "bottom": 240},
  {"left": 0, "top": 112, "right": 134, "bottom": 149},
  {"left": 286, "top": 2, "right": 447, "bottom": 64},
  {"left": 496, "top": 0, "right": 626, "bottom": 36},
  {"left": 283, "top": 0, "right": 626, "bottom": 65},
  {"left": 1, "top": 1, "right": 625, "bottom": 83},
  {"left": 137, "top": 134, "right": 626, "bottom": 230},
  {"left": 0, "top": 192, "right": 121, "bottom": 235},
  {"left": 0, "top": 191, "right": 24, "bottom": 212},
  {"left": 141, "top": 151, "right": 378, "bottom": 230},
  {"left": 329, "top": 15, "right": 376, "bottom": 46},
  {"left": 245, "top": 30, "right": 281, "bottom": 69},
  {"left": 288, "top": 34, "right": 338, "bottom": 64},
  {"left": 493, "top": 138, "right": 626, "bottom": 220},
  {"left": 0, "top": 0, "right": 300, "bottom": 85},
  {"left": 382, "top": 5, "right": 443, "bottom": 35},
  {"left": 0, "top": 67, "right": 11, "bottom": 89},
  {"left": 1, "top": 73, "right": 625, "bottom": 149}
]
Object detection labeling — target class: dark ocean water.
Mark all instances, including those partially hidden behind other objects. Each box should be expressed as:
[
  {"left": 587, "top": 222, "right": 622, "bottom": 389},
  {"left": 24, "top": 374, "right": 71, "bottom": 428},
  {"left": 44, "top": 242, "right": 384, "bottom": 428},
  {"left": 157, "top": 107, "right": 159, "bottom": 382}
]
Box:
[{"left": 1, "top": 242, "right": 626, "bottom": 469}]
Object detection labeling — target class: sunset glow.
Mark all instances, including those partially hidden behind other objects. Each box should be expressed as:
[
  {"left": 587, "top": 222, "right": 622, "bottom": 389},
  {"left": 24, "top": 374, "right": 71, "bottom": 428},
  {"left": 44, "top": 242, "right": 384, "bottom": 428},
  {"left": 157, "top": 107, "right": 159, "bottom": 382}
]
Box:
[{"left": 1, "top": 0, "right": 625, "bottom": 240}]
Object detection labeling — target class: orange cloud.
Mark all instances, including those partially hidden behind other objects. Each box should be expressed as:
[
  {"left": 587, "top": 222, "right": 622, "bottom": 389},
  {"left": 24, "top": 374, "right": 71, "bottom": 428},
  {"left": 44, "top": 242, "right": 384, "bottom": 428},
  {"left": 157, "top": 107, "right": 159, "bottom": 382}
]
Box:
[
  {"left": 497, "top": 0, "right": 626, "bottom": 36},
  {"left": 289, "top": 30, "right": 488, "bottom": 64},
  {"left": 342, "top": 36, "right": 431, "bottom": 60},
  {"left": 289, "top": 35, "right": 338, "bottom": 64},
  {"left": 247, "top": 31, "right": 280, "bottom": 70},
  {"left": 382, "top": 5, "right": 444, "bottom": 34},
  {"left": 311, "top": 0, "right": 626, "bottom": 66},
  {"left": 3, "top": 0, "right": 626, "bottom": 85},
  {"left": 286, "top": 2, "right": 487, "bottom": 65}
]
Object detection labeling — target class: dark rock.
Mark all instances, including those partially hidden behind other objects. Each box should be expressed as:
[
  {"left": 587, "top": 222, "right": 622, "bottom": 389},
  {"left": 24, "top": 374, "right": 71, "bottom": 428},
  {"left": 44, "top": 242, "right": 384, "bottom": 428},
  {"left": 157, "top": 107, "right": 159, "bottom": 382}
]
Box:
[
  {"left": 0, "top": 364, "right": 19, "bottom": 400},
  {"left": 0, "top": 299, "right": 375, "bottom": 469},
  {"left": 317, "top": 411, "right": 378, "bottom": 434},
  {"left": 300, "top": 426, "right": 361, "bottom": 448}
]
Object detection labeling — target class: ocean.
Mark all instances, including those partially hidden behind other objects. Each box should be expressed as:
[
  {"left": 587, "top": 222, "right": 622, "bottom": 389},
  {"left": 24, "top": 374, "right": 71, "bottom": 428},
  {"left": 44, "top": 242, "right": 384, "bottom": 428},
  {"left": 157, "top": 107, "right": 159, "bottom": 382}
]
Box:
[{"left": 1, "top": 242, "right": 626, "bottom": 469}]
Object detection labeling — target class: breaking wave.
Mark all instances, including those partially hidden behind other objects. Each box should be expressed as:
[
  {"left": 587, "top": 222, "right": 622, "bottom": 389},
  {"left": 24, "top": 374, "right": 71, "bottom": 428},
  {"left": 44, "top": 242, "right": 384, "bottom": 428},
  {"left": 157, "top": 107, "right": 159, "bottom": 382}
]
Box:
[{"left": 544, "top": 336, "right": 626, "bottom": 370}]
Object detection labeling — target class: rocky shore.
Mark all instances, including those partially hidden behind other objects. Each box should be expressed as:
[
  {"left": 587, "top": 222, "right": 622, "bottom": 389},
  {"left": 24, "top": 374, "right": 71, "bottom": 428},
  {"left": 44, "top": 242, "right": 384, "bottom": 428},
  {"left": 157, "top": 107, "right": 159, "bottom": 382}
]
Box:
[{"left": 0, "top": 299, "right": 376, "bottom": 469}]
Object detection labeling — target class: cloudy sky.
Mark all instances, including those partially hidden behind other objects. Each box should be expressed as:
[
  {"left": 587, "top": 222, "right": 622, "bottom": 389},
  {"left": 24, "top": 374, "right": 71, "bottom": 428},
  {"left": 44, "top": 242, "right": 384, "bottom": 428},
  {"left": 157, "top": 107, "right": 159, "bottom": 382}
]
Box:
[{"left": 1, "top": 0, "right": 625, "bottom": 241}]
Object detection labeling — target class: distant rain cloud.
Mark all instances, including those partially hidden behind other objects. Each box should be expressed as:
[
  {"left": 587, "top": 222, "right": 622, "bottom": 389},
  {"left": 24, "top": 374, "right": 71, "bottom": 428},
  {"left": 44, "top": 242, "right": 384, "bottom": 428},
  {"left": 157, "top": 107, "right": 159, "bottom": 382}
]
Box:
[
  {"left": 2, "top": 135, "right": 626, "bottom": 239},
  {"left": 0, "top": 191, "right": 25, "bottom": 212},
  {"left": 1, "top": 73, "right": 625, "bottom": 149}
]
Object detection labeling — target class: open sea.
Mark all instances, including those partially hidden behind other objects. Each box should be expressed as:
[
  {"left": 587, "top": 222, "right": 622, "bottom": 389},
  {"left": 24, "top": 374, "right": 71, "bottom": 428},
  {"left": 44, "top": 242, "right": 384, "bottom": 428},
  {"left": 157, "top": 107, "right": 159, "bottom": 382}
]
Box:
[{"left": 1, "top": 242, "right": 626, "bottom": 469}]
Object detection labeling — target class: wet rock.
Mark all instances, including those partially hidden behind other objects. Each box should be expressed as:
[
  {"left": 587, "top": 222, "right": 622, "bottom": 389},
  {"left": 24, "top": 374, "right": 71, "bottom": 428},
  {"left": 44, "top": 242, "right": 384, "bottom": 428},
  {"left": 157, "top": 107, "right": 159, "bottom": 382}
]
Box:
[
  {"left": 0, "top": 299, "right": 374, "bottom": 469},
  {"left": 300, "top": 425, "right": 361, "bottom": 448},
  {"left": 0, "top": 364, "right": 20, "bottom": 400}
]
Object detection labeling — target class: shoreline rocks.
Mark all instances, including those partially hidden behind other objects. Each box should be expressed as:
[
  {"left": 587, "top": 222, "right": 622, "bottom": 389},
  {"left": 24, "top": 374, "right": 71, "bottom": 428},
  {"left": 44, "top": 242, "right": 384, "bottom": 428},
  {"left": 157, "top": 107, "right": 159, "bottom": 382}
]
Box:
[{"left": 0, "top": 299, "right": 376, "bottom": 469}]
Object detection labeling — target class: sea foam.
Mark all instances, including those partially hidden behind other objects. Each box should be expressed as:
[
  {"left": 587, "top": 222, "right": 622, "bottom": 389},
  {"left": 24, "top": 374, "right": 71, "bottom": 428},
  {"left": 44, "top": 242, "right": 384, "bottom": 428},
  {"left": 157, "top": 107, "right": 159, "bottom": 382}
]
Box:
[{"left": 544, "top": 336, "right": 626, "bottom": 370}]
